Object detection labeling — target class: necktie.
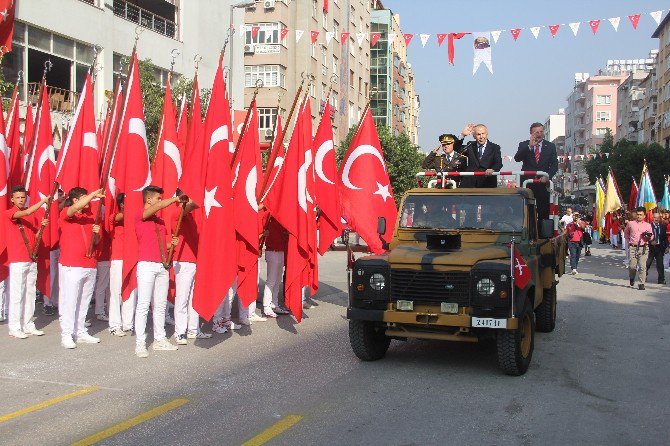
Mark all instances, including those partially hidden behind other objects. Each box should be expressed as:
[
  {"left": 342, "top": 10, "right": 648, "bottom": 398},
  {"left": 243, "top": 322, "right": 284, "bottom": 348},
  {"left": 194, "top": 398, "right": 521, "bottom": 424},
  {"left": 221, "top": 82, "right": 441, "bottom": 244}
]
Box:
[
  {"left": 534, "top": 144, "right": 540, "bottom": 164},
  {"left": 478, "top": 145, "right": 483, "bottom": 159}
]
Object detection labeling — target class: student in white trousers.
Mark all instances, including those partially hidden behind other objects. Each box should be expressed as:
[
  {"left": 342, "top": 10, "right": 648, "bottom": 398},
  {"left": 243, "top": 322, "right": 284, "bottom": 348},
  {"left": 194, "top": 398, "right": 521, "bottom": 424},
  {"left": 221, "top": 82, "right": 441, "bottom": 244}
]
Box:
[
  {"left": 58, "top": 188, "right": 105, "bottom": 349},
  {"left": 106, "top": 194, "right": 135, "bottom": 336},
  {"left": 261, "top": 217, "right": 290, "bottom": 318},
  {"left": 133, "top": 186, "right": 181, "bottom": 358},
  {"left": 4, "top": 186, "right": 49, "bottom": 338}
]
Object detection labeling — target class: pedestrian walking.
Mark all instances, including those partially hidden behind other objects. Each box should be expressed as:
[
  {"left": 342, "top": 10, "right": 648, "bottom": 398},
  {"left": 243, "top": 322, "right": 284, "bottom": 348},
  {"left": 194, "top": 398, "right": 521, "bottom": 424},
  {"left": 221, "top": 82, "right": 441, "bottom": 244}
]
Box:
[
  {"left": 624, "top": 207, "right": 654, "bottom": 290},
  {"left": 566, "top": 215, "right": 585, "bottom": 275},
  {"left": 645, "top": 212, "right": 667, "bottom": 285}
]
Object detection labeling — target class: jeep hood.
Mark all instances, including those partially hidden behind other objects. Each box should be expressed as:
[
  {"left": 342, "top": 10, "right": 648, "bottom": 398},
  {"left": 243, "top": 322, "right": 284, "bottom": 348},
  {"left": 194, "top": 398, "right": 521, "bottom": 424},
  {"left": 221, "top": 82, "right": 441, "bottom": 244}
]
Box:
[{"left": 388, "top": 243, "right": 510, "bottom": 268}]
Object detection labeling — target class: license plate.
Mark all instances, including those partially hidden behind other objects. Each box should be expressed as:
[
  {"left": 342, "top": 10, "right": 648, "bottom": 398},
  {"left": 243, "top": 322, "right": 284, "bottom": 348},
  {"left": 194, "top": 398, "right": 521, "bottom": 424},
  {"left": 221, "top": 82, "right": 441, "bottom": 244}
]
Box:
[{"left": 471, "top": 317, "right": 507, "bottom": 328}]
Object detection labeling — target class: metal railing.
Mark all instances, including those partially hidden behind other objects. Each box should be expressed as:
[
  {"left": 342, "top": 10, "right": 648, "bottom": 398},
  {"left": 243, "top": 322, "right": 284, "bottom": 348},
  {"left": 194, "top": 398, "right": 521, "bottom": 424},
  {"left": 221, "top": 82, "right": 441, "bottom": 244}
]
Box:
[
  {"left": 113, "top": 0, "right": 176, "bottom": 39},
  {"left": 27, "top": 82, "right": 80, "bottom": 114}
]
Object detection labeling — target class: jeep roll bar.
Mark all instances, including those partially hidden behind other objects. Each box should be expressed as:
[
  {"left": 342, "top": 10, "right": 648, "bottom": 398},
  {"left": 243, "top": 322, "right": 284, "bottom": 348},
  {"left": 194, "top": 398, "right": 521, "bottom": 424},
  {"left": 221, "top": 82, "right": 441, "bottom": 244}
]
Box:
[{"left": 415, "top": 170, "right": 559, "bottom": 236}]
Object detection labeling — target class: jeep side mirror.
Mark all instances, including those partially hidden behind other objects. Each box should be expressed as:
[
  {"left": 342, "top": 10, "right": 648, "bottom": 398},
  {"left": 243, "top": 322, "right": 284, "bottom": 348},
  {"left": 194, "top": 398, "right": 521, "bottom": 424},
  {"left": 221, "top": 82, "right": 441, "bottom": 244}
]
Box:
[
  {"left": 539, "top": 219, "right": 554, "bottom": 239},
  {"left": 377, "top": 217, "right": 387, "bottom": 235}
]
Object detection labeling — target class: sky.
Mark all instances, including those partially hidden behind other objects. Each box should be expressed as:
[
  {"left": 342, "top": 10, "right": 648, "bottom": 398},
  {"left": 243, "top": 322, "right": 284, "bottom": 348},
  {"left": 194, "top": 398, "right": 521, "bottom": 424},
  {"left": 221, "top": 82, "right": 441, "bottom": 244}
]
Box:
[{"left": 381, "top": 0, "right": 667, "bottom": 164}]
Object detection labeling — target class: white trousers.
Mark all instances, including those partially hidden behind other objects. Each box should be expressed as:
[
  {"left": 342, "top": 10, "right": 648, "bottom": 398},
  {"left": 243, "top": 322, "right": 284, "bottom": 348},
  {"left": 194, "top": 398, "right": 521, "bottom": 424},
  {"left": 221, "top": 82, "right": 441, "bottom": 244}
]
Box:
[
  {"left": 58, "top": 265, "right": 96, "bottom": 339},
  {"left": 135, "top": 261, "right": 168, "bottom": 345},
  {"left": 45, "top": 249, "right": 60, "bottom": 306},
  {"left": 263, "top": 251, "right": 284, "bottom": 311},
  {"left": 94, "top": 261, "right": 111, "bottom": 315},
  {"left": 214, "top": 278, "right": 238, "bottom": 321},
  {"left": 108, "top": 260, "right": 136, "bottom": 331},
  {"left": 8, "top": 262, "right": 37, "bottom": 333},
  {"left": 174, "top": 261, "right": 199, "bottom": 335},
  {"left": 664, "top": 252, "right": 670, "bottom": 269},
  {"left": 0, "top": 279, "right": 7, "bottom": 319}
]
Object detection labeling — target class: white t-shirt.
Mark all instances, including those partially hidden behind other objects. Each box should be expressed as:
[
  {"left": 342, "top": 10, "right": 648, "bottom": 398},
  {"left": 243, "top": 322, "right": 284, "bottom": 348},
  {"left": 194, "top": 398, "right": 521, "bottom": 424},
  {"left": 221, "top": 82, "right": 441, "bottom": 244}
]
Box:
[{"left": 560, "top": 214, "right": 574, "bottom": 227}]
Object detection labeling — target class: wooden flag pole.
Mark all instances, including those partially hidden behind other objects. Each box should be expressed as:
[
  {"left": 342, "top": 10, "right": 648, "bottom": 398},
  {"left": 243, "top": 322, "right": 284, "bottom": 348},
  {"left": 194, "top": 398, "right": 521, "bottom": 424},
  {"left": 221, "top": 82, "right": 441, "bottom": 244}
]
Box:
[
  {"left": 86, "top": 34, "right": 140, "bottom": 258},
  {"left": 230, "top": 78, "right": 264, "bottom": 168},
  {"left": 98, "top": 79, "right": 121, "bottom": 178}
]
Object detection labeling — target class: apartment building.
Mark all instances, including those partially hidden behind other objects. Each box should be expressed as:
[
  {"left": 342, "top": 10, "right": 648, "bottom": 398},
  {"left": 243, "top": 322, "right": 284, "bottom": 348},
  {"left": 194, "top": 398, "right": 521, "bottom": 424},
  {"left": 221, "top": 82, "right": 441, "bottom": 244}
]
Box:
[
  {"left": 543, "top": 110, "right": 566, "bottom": 191},
  {"left": 615, "top": 53, "right": 658, "bottom": 144},
  {"left": 369, "top": 2, "right": 419, "bottom": 141},
  {"left": 2, "top": 0, "right": 244, "bottom": 125},
  {"left": 639, "top": 67, "right": 658, "bottom": 144},
  {"left": 243, "top": 0, "right": 371, "bottom": 148},
  {"left": 653, "top": 15, "right": 670, "bottom": 147}
]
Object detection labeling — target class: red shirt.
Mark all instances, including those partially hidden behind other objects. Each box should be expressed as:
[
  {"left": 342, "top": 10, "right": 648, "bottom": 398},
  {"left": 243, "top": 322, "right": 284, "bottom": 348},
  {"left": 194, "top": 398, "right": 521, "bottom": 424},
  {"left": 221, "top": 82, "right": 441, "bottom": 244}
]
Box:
[
  {"left": 265, "top": 218, "right": 288, "bottom": 252},
  {"left": 109, "top": 213, "right": 124, "bottom": 261},
  {"left": 4, "top": 207, "right": 38, "bottom": 263},
  {"left": 58, "top": 208, "right": 97, "bottom": 268},
  {"left": 566, "top": 221, "right": 585, "bottom": 243},
  {"left": 171, "top": 207, "right": 199, "bottom": 263},
  {"left": 97, "top": 227, "right": 112, "bottom": 261},
  {"left": 611, "top": 219, "right": 620, "bottom": 233},
  {"left": 135, "top": 210, "right": 168, "bottom": 263}
]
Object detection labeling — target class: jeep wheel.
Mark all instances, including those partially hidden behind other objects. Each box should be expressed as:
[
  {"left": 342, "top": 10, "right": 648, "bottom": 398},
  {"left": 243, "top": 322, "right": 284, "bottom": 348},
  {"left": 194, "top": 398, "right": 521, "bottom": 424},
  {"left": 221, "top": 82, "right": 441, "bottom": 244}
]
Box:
[
  {"left": 349, "top": 320, "right": 391, "bottom": 361},
  {"left": 496, "top": 299, "right": 535, "bottom": 376},
  {"left": 535, "top": 283, "right": 557, "bottom": 333}
]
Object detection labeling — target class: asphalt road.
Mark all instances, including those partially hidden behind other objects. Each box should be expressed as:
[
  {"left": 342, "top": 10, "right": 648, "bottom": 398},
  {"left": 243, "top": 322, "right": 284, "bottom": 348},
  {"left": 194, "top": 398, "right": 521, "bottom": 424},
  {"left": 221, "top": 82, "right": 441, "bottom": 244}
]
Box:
[{"left": 1, "top": 244, "right": 669, "bottom": 446}]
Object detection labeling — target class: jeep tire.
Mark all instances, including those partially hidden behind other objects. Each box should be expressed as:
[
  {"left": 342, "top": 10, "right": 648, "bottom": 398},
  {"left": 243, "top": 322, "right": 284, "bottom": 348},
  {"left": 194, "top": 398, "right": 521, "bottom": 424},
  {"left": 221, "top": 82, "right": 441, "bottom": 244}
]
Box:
[
  {"left": 496, "top": 298, "right": 535, "bottom": 376},
  {"left": 349, "top": 320, "right": 391, "bottom": 361},
  {"left": 535, "top": 283, "right": 557, "bottom": 333}
]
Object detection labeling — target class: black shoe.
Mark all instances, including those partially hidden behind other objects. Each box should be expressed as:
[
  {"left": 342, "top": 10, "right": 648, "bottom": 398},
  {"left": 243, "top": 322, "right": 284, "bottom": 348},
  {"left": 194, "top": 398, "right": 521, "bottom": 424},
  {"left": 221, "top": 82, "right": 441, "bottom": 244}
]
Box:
[
  {"left": 43, "top": 305, "right": 56, "bottom": 316},
  {"left": 630, "top": 279, "right": 635, "bottom": 287},
  {"left": 638, "top": 284, "right": 645, "bottom": 290}
]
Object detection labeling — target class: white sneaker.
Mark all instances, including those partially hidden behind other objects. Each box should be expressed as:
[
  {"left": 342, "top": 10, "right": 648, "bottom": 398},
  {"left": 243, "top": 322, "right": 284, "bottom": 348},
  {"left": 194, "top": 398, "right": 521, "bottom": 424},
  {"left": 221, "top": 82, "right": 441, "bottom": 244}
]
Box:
[
  {"left": 187, "top": 330, "right": 212, "bottom": 339},
  {"left": 110, "top": 328, "right": 126, "bottom": 337},
  {"left": 0, "top": 314, "right": 6, "bottom": 322},
  {"left": 238, "top": 317, "right": 251, "bottom": 326},
  {"left": 164, "top": 314, "right": 176, "bottom": 326},
  {"left": 84, "top": 320, "right": 92, "bottom": 328},
  {"left": 135, "top": 344, "right": 148, "bottom": 358},
  {"left": 77, "top": 333, "right": 101, "bottom": 344},
  {"left": 223, "top": 319, "right": 242, "bottom": 330},
  {"left": 61, "top": 337, "right": 77, "bottom": 349},
  {"left": 152, "top": 338, "right": 178, "bottom": 351},
  {"left": 212, "top": 319, "right": 228, "bottom": 334},
  {"left": 9, "top": 330, "right": 28, "bottom": 339},
  {"left": 25, "top": 327, "right": 45, "bottom": 336},
  {"left": 96, "top": 313, "right": 109, "bottom": 321},
  {"left": 248, "top": 314, "right": 267, "bottom": 322},
  {"left": 174, "top": 334, "right": 188, "bottom": 345}
]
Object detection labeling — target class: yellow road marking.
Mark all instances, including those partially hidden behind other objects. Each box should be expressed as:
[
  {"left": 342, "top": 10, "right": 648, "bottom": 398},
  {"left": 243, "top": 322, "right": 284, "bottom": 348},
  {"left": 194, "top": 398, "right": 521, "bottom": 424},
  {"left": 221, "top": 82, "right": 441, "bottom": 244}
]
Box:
[
  {"left": 71, "top": 398, "right": 188, "bottom": 446},
  {"left": 242, "top": 415, "right": 304, "bottom": 446},
  {"left": 0, "top": 386, "right": 100, "bottom": 423}
]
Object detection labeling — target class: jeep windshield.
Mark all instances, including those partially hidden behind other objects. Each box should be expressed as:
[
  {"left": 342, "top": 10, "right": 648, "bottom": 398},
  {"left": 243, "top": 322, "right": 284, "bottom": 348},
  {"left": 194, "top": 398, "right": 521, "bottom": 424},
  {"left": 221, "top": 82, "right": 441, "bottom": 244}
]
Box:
[{"left": 399, "top": 194, "right": 525, "bottom": 231}]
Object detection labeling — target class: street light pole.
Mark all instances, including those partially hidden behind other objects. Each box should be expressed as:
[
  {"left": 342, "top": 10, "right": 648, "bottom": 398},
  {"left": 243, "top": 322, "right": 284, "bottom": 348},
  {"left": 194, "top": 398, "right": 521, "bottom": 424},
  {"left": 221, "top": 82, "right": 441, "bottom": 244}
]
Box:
[{"left": 229, "top": 1, "right": 256, "bottom": 109}]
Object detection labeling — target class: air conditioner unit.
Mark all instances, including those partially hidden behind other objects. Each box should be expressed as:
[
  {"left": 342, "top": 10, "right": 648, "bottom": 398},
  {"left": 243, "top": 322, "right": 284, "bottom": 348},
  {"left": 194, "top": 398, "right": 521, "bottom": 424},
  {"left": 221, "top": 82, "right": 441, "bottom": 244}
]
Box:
[
  {"left": 264, "top": 0, "right": 276, "bottom": 9},
  {"left": 264, "top": 128, "right": 274, "bottom": 139},
  {"left": 244, "top": 44, "right": 255, "bottom": 54}
]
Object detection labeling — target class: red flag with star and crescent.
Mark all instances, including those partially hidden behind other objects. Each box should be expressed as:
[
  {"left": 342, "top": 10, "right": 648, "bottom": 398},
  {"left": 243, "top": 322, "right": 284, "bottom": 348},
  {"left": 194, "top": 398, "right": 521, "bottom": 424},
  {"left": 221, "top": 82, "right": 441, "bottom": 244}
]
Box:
[
  {"left": 150, "top": 81, "right": 182, "bottom": 200},
  {"left": 192, "top": 56, "right": 237, "bottom": 321},
  {"left": 24, "top": 79, "right": 58, "bottom": 297},
  {"left": 179, "top": 75, "right": 209, "bottom": 206},
  {"left": 313, "top": 101, "right": 342, "bottom": 255},
  {"left": 338, "top": 108, "right": 396, "bottom": 254},
  {"left": 0, "top": 0, "right": 16, "bottom": 53},
  {"left": 6, "top": 88, "right": 22, "bottom": 189},
  {"left": 110, "top": 51, "right": 152, "bottom": 300},
  {"left": 0, "top": 98, "right": 10, "bottom": 281},
  {"left": 512, "top": 247, "right": 531, "bottom": 289},
  {"left": 232, "top": 101, "right": 262, "bottom": 306},
  {"left": 55, "top": 73, "right": 99, "bottom": 194}
]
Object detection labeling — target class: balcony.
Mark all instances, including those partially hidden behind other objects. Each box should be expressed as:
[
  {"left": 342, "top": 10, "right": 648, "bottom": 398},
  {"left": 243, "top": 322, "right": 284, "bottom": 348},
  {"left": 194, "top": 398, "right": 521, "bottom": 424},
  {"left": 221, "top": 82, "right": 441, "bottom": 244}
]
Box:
[
  {"left": 575, "top": 107, "right": 585, "bottom": 117},
  {"left": 575, "top": 92, "right": 586, "bottom": 102},
  {"left": 113, "top": 0, "right": 176, "bottom": 39},
  {"left": 28, "top": 82, "right": 80, "bottom": 114}
]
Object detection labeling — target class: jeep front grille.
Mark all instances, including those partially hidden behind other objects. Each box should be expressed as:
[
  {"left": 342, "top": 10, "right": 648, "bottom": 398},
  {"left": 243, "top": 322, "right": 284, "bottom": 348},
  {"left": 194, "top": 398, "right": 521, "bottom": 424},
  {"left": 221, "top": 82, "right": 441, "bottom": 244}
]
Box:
[{"left": 390, "top": 269, "right": 470, "bottom": 306}]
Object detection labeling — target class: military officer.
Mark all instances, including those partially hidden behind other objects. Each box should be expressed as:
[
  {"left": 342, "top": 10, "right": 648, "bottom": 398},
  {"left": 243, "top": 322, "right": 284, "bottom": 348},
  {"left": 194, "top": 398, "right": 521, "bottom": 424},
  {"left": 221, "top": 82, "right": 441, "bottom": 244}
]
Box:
[{"left": 422, "top": 133, "right": 468, "bottom": 187}]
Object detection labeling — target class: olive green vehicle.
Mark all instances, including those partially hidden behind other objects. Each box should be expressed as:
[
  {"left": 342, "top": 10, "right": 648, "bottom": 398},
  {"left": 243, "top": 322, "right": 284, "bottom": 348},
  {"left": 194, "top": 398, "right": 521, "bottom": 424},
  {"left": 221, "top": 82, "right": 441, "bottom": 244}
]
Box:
[{"left": 346, "top": 187, "right": 567, "bottom": 375}]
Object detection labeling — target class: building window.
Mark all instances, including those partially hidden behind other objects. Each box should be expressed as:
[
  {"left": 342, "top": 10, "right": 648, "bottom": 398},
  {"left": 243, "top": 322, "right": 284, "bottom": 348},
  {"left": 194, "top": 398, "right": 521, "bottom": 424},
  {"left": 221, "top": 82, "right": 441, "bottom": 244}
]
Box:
[
  {"left": 309, "top": 83, "right": 316, "bottom": 98},
  {"left": 245, "top": 65, "right": 286, "bottom": 88},
  {"left": 322, "top": 9, "right": 328, "bottom": 29},
  {"left": 311, "top": 42, "right": 316, "bottom": 58},
  {"left": 596, "top": 95, "right": 611, "bottom": 105},
  {"left": 596, "top": 111, "right": 611, "bottom": 121},
  {"left": 595, "top": 127, "right": 608, "bottom": 136},
  {"left": 350, "top": 5, "right": 355, "bottom": 24},
  {"left": 330, "top": 91, "right": 339, "bottom": 111},
  {"left": 321, "top": 83, "right": 327, "bottom": 101},
  {"left": 332, "top": 55, "right": 338, "bottom": 75},
  {"left": 350, "top": 69, "right": 354, "bottom": 88},
  {"left": 333, "top": 19, "right": 339, "bottom": 38},
  {"left": 348, "top": 101, "right": 355, "bottom": 127},
  {"left": 258, "top": 107, "right": 278, "bottom": 131},
  {"left": 312, "top": 0, "right": 318, "bottom": 19},
  {"left": 321, "top": 47, "right": 327, "bottom": 67},
  {"left": 245, "top": 23, "right": 284, "bottom": 45}
]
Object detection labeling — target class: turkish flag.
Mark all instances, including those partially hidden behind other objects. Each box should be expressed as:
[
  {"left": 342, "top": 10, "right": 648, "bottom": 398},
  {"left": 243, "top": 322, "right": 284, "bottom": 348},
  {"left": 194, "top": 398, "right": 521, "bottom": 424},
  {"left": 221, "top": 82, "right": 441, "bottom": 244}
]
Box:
[
  {"left": 192, "top": 57, "right": 237, "bottom": 321},
  {"left": 150, "top": 81, "right": 182, "bottom": 199},
  {"left": 232, "top": 101, "right": 262, "bottom": 306},
  {"left": 56, "top": 73, "right": 99, "bottom": 194},
  {"left": 338, "top": 108, "right": 396, "bottom": 254},
  {"left": 179, "top": 76, "right": 209, "bottom": 206},
  {"left": 24, "top": 80, "right": 58, "bottom": 297},
  {"left": 0, "top": 95, "right": 9, "bottom": 280},
  {"left": 22, "top": 104, "right": 35, "bottom": 183},
  {"left": 176, "top": 92, "right": 188, "bottom": 154},
  {"left": 313, "top": 102, "right": 342, "bottom": 255},
  {"left": 99, "top": 80, "right": 122, "bottom": 172},
  {"left": 513, "top": 247, "right": 530, "bottom": 289},
  {"left": 6, "top": 87, "right": 21, "bottom": 189},
  {"left": 110, "top": 51, "right": 152, "bottom": 300},
  {"left": 0, "top": 0, "right": 16, "bottom": 52},
  {"left": 260, "top": 114, "right": 283, "bottom": 199},
  {"left": 101, "top": 84, "right": 123, "bottom": 234}
]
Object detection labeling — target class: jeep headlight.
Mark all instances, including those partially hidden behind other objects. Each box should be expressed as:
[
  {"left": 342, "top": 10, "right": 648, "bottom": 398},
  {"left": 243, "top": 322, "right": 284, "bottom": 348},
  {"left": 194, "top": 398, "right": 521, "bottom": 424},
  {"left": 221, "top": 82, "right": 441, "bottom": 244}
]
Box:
[
  {"left": 369, "top": 273, "right": 386, "bottom": 291},
  {"left": 476, "top": 278, "right": 495, "bottom": 296}
]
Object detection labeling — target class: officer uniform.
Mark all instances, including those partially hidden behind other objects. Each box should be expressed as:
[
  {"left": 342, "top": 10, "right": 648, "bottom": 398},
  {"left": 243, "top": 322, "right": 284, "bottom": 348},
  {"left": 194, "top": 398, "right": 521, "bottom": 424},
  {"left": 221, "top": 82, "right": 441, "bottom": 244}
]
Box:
[{"left": 422, "top": 134, "right": 468, "bottom": 187}]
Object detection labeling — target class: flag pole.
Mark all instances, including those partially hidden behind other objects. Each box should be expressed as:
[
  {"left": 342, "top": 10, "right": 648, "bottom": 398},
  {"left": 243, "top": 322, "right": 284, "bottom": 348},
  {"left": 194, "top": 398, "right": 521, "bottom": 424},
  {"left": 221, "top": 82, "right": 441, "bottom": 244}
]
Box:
[
  {"left": 86, "top": 32, "right": 141, "bottom": 257},
  {"left": 259, "top": 75, "right": 307, "bottom": 197},
  {"left": 230, "top": 78, "right": 264, "bottom": 168},
  {"left": 98, "top": 79, "right": 121, "bottom": 178}
]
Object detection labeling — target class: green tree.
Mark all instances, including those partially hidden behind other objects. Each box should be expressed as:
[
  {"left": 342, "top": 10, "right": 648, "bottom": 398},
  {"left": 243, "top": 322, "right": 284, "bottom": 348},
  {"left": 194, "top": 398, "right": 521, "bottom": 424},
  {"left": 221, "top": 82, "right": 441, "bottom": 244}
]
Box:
[{"left": 337, "top": 125, "right": 424, "bottom": 205}]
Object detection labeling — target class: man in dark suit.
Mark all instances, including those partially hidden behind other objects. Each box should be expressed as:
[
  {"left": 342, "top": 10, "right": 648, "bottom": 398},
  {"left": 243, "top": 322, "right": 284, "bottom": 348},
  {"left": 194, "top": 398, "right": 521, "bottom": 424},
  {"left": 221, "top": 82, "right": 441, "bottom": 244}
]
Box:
[
  {"left": 646, "top": 212, "right": 668, "bottom": 284},
  {"left": 514, "top": 122, "right": 558, "bottom": 220},
  {"left": 459, "top": 124, "right": 503, "bottom": 188}
]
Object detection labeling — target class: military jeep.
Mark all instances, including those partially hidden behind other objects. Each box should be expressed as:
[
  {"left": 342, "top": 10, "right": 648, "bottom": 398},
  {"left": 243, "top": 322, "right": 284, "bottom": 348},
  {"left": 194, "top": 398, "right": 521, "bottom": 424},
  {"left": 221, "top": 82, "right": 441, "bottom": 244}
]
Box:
[{"left": 346, "top": 177, "right": 566, "bottom": 375}]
